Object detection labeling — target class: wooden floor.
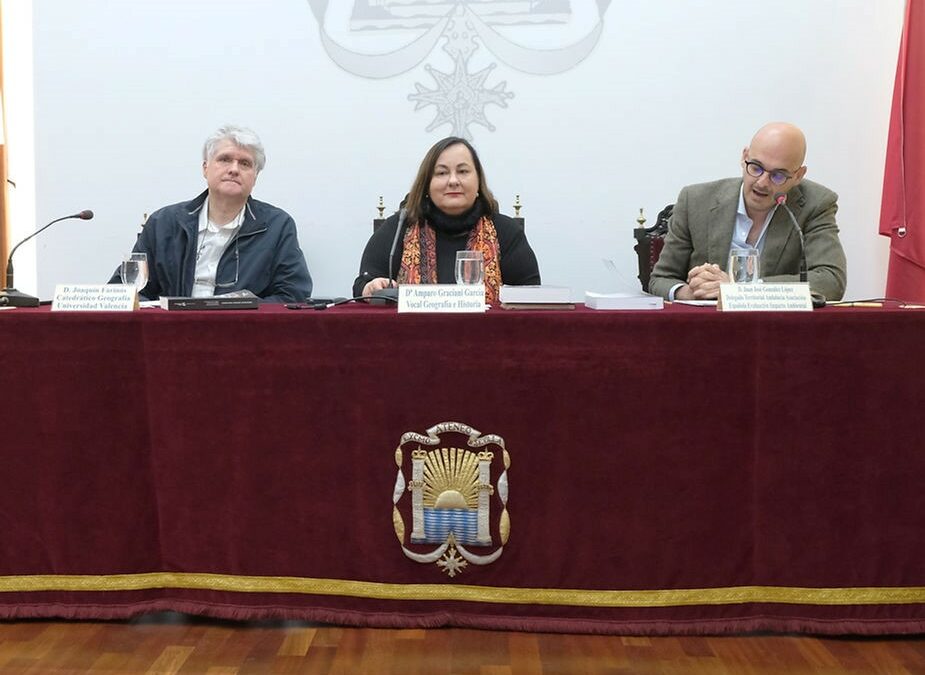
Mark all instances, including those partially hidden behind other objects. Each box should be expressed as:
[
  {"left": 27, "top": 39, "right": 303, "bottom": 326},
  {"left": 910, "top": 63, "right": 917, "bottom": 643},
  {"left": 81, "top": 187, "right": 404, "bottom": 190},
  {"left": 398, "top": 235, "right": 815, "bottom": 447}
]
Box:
[{"left": 0, "top": 614, "right": 923, "bottom": 674}]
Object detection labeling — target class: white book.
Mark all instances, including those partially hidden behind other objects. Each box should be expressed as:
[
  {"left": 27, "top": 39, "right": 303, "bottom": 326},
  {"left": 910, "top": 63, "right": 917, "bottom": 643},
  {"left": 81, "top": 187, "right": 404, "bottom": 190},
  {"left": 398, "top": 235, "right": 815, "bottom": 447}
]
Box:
[
  {"left": 584, "top": 291, "right": 664, "bottom": 310},
  {"left": 499, "top": 285, "right": 572, "bottom": 304}
]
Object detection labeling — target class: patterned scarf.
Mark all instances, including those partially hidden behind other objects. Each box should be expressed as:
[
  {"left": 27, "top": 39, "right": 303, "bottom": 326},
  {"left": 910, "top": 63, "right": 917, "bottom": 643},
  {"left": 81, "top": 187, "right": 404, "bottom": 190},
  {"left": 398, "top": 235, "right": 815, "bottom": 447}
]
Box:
[{"left": 398, "top": 216, "right": 502, "bottom": 304}]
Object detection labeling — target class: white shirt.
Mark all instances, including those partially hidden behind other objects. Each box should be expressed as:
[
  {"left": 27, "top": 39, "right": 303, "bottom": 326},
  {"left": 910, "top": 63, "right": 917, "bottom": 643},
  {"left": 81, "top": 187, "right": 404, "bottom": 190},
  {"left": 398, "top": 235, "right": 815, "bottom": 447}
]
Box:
[
  {"left": 667, "top": 186, "right": 779, "bottom": 300},
  {"left": 731, "top": 185, "right": 779, "bottom": 254},
  {"left": 191, "top": 198, "right": 244, "bottom": 298}
]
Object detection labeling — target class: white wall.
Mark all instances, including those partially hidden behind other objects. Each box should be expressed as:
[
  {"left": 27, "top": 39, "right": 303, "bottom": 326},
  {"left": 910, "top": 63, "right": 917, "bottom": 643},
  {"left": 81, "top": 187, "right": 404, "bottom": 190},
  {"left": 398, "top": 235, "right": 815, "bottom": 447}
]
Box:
[{"left": 7, "top": 0, "right": 905, "bottom": 300}]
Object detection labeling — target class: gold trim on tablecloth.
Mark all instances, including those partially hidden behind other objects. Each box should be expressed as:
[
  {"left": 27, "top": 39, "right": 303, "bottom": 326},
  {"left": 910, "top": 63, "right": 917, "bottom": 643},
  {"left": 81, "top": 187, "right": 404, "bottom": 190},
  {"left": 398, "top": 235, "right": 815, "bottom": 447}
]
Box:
[{"left": 1, "top": 573, "right": 924, "bottom": 607}]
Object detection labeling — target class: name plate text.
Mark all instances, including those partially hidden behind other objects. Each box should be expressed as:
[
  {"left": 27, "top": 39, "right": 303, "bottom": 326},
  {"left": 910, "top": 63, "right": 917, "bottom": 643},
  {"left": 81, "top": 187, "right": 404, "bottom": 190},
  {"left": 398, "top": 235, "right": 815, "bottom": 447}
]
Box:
[
  {"left": 52, "top": 284, "right": 138, "bottom": 312},
  {"left": 398, "top": 284, "right": 487, "bottom": 313},
  {"left": 718, "top": 283, "right": 813, "bottom": 312}
]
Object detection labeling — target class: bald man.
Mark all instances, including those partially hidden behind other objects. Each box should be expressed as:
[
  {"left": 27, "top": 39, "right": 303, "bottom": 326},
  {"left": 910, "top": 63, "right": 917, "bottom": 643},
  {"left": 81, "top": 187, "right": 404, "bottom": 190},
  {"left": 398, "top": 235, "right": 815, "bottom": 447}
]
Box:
[{"left": 649, "top": 123, "right": 846, "bottom": 301}]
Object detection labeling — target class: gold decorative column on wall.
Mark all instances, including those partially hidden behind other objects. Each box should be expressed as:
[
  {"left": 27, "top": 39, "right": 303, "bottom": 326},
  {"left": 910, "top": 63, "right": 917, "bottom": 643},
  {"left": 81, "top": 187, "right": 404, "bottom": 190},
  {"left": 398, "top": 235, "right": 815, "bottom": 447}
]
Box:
[{"left": 512, "top": 195, "right": 524, "bottom": 230}]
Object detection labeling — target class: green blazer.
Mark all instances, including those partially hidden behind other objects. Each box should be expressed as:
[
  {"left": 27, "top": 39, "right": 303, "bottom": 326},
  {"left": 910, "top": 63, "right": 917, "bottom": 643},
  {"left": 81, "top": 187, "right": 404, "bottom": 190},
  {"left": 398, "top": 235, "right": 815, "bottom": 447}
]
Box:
[{"left": 649, "top": 178, "right": 847, "bottom": 301}]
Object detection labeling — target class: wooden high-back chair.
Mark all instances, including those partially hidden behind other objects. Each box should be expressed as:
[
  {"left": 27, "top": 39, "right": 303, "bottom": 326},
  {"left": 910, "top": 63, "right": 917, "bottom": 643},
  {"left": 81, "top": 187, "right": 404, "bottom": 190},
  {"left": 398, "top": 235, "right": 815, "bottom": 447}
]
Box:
[
  {"left": 373, "top": 196, "right": 527, "bottom": 232},
  {"left": 633, "top": 204, "right": 673, "bottom": 293}
]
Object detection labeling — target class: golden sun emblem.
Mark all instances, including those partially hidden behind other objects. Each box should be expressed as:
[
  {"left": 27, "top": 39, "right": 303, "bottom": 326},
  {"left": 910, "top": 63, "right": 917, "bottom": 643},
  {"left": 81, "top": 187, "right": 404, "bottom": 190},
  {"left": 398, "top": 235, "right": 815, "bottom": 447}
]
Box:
[
  {"left": 423, "top": 447, "right": 480, "bottom": 510},
  {"left": 392, "top": 422, "right": 510, "bottom": 577}
]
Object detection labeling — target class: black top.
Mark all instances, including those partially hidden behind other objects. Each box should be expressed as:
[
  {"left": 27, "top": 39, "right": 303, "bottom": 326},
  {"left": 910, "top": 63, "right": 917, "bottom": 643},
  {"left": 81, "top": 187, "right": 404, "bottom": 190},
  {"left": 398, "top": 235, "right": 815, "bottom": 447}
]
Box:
[{"left": 352, "top": 211, "right": 541, "bottom": 297}]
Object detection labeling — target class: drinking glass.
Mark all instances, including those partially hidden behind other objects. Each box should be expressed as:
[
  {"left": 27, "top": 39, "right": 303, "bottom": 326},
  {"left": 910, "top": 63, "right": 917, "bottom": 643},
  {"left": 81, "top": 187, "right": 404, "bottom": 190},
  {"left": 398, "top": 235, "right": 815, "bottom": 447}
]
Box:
[
  {"left": 727, "top": 247, "right": 760, "bottom": 284},
  {"left": 120, "top": 252, "right": 149, "bottom": 290},
  {"left": 455, "top": 250, "right": 484, "bottom": 285}
]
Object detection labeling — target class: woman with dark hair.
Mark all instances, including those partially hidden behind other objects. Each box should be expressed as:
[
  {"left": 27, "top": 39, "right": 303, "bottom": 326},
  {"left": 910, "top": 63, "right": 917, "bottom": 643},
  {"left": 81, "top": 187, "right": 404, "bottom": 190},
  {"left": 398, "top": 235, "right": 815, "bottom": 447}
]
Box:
[{"left": 353, "top": 137, "right": 540, "bottom": 303}]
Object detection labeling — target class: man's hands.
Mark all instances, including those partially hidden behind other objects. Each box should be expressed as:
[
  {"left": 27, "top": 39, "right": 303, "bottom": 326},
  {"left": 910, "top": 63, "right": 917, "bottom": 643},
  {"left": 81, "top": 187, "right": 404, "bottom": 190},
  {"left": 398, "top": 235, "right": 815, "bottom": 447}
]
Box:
[{"left": 675, "top": 263, "right": 729, "bottom": 300}]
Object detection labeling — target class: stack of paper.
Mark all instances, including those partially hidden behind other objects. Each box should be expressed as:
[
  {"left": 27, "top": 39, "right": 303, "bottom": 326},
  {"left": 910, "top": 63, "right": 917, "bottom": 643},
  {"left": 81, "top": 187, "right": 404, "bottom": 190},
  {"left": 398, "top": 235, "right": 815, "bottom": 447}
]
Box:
[
  {"left": 584, "top": 291, "right": 664, "bottom": 310},
  {"left": 499, "top": 285, "right": 574, "bottom": 309},
  {"left": 500, "top": 285, "right": 571, "bottom": 303}
]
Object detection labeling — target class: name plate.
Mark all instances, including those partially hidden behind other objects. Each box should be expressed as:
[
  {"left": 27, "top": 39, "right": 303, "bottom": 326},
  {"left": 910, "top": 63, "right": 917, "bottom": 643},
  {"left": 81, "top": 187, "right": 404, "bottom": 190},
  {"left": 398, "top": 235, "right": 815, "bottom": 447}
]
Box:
[
  {"left": 52, "top": 284, "right": 138, "bottom": 312},
  {"left": 398, "top": 284, "right": 487, "bottom": 313},
  {"left": 718, "top": 282, "right": 813, "bottom": 312}
]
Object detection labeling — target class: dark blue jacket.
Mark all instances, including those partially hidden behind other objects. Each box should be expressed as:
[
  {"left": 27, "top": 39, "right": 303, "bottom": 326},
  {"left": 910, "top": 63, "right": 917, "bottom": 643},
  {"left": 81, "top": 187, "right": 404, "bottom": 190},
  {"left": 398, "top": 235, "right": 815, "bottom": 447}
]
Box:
[{"left": 110, "top": 190, "right": 312, "bottom": 302}]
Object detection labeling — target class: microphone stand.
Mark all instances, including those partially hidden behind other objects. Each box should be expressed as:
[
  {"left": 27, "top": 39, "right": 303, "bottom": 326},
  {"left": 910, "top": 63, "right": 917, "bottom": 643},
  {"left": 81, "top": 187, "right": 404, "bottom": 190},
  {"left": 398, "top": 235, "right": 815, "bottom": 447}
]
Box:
[
  {"left": 775, "top": 194, "right": 824, "bottom": 307},
  {"left": 0, "top": 284, "right": 40, "bottom": 307},
  {"left": 0, "top": 211, "right": 94, "bottom": 307},
  {"left": 775, "top": 195, "right": 808, "bottom": 283},
  {"left": 370, "top": 208, "right": 407, "bottom": 306},
  {"left": 2, "top": 247, "right": 45, "bottom": 308}
]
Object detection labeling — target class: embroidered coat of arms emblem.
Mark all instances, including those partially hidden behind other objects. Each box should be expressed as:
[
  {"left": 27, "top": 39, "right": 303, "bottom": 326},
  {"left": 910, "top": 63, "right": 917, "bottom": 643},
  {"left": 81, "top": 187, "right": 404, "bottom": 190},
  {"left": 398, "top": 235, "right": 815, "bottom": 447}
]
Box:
[{"left": 392, "top": 422, "right": 510, "bottom": 577}]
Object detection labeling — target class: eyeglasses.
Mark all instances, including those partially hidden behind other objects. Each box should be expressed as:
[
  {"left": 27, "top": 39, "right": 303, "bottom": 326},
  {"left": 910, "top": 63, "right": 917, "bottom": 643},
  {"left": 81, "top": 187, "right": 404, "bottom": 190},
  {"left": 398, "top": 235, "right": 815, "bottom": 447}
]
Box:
[
  {"left": 744, "top": 160, "right": 796, "bottom": 186},
  {"left": 215, "top": 236, "right": 240, "bottom": 289}
]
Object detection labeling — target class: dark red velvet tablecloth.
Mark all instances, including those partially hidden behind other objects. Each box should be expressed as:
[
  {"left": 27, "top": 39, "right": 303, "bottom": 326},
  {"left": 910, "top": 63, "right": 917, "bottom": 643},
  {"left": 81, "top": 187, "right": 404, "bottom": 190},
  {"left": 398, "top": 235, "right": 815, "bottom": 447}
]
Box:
[{"left": 0, "top": 302, "right": 923, "bottom": 634}]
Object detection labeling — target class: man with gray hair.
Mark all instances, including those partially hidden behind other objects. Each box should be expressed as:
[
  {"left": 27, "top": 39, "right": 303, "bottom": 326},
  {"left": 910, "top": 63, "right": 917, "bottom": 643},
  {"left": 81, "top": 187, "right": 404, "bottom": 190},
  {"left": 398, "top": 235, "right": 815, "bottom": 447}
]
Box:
[{"left": 111, "top": 124, "right": 312, "bottom": 302}]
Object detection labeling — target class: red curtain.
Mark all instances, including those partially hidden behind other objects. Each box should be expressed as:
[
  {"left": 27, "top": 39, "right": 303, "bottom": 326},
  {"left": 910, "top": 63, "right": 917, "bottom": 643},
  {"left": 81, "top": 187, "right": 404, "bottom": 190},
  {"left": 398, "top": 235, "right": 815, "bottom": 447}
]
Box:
[
  {"left": 0, "top": 6, "right": 7, "bottom": 289},
  {"left": 881, "top": 0, "right": 925, "bottom": 301}
]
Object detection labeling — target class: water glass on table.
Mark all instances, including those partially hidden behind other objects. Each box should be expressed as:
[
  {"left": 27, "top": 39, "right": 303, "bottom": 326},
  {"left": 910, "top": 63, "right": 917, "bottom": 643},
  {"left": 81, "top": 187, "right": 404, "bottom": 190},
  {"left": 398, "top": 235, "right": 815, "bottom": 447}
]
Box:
[
  {"left": 455, "top": 250, "right": 484, "bottom": 285},
  {"left": 121, "top": 252, "right": 149, "bottom": 291},
  {"left": 727, "top": 247, "right": 760, "bottom": 284}
]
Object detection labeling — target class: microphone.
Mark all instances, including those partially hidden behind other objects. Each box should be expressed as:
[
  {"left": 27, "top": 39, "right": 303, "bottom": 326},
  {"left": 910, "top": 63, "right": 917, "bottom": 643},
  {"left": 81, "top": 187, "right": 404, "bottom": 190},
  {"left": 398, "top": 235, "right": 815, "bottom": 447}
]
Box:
[
  {"left": 775, "top": 193, "right": 825, "bottom": 308},
  {"left": 370, "top": 208, "right": 407, "bottom": 306},
  {"left": 774, "top": 193, "right": 806, "bottom": 283},
  {"left": 0, "top": 210, "right": 94, "bottom": 307}
]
